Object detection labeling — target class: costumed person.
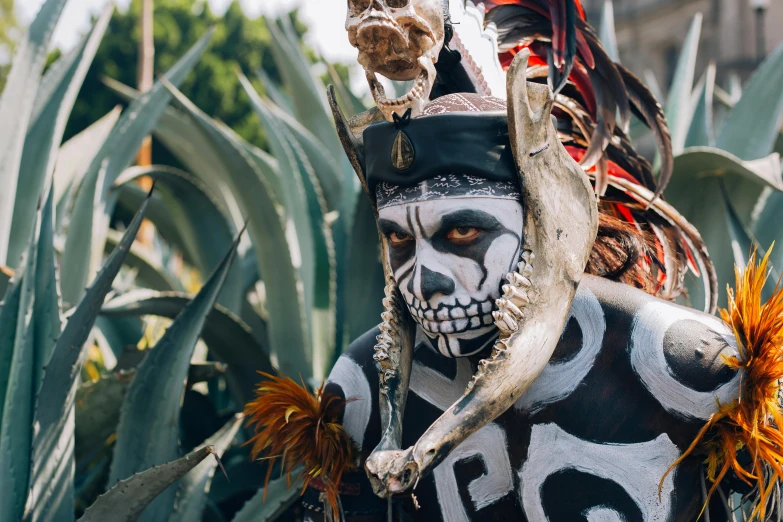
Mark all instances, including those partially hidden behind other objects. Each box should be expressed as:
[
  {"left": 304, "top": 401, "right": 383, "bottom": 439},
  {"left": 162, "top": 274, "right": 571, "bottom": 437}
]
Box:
[{"left": 245, "top": 1, "right": 783, "bottom": 520}]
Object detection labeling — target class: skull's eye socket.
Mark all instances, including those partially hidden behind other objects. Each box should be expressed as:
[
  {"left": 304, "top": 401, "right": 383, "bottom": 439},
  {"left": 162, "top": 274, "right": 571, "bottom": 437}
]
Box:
[
  {"left": 348, "top": 0, "right": 371, "bottom": 14},
  {"left": 386, "top": 0, "right": 410, "bottom": 7},
  {"left": 447, "top": 227, "right": 481, "bottom": 243},
  {"left": 389, "top": 231, "right": 413, "bottom": 246}
]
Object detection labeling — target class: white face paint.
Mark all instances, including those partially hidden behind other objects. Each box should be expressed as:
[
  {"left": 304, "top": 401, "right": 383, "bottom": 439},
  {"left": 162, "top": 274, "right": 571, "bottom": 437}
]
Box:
[{"left": 378, "top": 197, "right": 524, "bottom": 356}]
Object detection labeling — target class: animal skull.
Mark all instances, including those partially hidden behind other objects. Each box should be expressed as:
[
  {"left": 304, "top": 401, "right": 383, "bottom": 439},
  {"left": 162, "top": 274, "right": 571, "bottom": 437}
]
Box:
[{"left": 346, "top": 0, "right": 445, "bottom": 121}]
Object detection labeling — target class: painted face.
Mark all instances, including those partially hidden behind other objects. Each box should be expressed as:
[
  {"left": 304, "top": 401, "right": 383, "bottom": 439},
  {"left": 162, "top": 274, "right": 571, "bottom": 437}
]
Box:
[{"left": 378, "top": 197, "right": 524, "bottom": 357}]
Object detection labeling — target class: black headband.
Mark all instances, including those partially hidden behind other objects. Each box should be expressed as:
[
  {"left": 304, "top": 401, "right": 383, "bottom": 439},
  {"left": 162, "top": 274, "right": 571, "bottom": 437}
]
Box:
[{"left": 362, "top": 111, "right": 518, "bottom": 195}]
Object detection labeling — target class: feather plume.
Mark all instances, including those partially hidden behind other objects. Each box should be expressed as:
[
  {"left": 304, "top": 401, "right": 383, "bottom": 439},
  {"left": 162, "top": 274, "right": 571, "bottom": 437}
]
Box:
[
  {"left": 660, "top": 248, "right": 783, "bottom": 520},
  {"left": 244, "top": 372, "right": 357, "bottom": 519}
]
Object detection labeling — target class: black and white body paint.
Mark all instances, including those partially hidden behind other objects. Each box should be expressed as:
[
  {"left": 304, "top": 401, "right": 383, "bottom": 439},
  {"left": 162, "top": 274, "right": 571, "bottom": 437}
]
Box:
[
  {"left": 307, "top": 275, "right": 744, "bottom": 521},
  {"left": 378, "top": 197, "right": 523, "bottom": 357}
]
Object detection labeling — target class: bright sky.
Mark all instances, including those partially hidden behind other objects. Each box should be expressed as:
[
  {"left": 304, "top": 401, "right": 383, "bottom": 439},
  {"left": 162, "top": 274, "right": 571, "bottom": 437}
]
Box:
[{"left": 16, "top": 0, "right": 358, "bottom": 63}]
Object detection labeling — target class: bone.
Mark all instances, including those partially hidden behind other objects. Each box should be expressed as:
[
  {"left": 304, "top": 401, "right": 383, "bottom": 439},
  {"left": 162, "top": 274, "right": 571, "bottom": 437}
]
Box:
[
  {"left": 346, "top": 0, "right": 446, "bottom": 121},
  {"left": 362, "top": 51, "right": 598, "bottom": 498}
]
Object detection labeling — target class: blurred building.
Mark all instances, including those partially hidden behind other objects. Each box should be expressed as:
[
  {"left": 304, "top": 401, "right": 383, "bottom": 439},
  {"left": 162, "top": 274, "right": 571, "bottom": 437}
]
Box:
[{"left": 581, "top": 0, "right": 783, "bottom": 90}]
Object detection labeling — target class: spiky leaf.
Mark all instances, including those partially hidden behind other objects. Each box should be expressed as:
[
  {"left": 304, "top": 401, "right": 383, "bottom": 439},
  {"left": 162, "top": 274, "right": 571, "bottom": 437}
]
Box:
[
  {"left": 163, "top": 82, "right": 311, "bottom": 378},
  {"left": 716, "top": 43, "right": 783, "bottom": 161},
  {"left": 7, "top": 6, "right": 112, "bottom": 266},
  {"left": 665, "top": 13, "right": 702, "bottom": 155},
  {"left": 78, "top": 446, "right": 217, "bottom": 522},
  {"left": 61, "top": 28, "right": 214, "bottom": 304},
  {"left": 113, "top": 165, "right": 241, "bottom": 313},
  {"left": 25, "top": 193, "right": 150, "bottom": 522},
  {"left": 169, "top": 415, "right": 243, "bottom": 522},
  {"left": 101, "top": 290, "right": 271, "bottom": 404},
  {"left": 230, "top": 472, "right": 302, "bottom": 522},
  {"left": 0, "top": 0, "right": 68, "bottom": 265},
  {"left": 109, "top": 231, "right": 241, "bottom": 522}
]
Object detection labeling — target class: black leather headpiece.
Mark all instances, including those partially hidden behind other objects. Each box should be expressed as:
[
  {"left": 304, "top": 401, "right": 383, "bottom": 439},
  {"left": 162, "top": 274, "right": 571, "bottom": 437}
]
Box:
[{"left": 362, "top": 110, "right": 518, "bottom": 194}]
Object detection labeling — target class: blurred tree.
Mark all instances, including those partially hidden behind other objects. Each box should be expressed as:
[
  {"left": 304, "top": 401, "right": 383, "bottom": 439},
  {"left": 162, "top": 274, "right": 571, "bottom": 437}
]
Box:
[
  {"left": 0, "top": 0, "right": 17, "bottom": 91},
  {"left": 66, "top": 0, "right": 307, "bottom": 153}
]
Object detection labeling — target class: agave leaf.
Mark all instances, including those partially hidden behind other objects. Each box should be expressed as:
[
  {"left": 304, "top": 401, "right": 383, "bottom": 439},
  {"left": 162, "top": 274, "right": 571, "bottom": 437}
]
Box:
[
  {"left": 716, "top": 43, "right": 783, "bottom": 161},
  {"left": 73, "top": 361, "right": 228, "bottom": 465},
  {"left": 327, "top": 63, "right": 368, "bottom": 118},
  {"left": 260, "top": 95, "right": 343, "bottom": 213},
  {"left": 239, "top": 72, "right": 335, "bottom": 379},
  {"left": 54, "top": 108, "right": 122, "bottom": 232},
  {"left": 0, "top": 266, "right": 12, "bottom": 300},
  {"left": 598, "top": 1, "right": 619, "bottom": 63},
  {"left": 0, "top": 219, "right": 38, "bottom": 522},
  {"left": 665, "top": 147, "right": 783, "bottom": 310},
  {"left": 114, "top": 165, "right": 242, "bottom": 313},
  {"left": 101, "top": 290, "right": 271, "bottom": 404},
  {"left": 751, "top": 188, "right": 783, "bottom": 287},
  {"left": 0, "top": 0, "right": 68, "bottom": 265},
  {"left": 187, "top": 362, "right": 228, "bottom": 387},
  {"left": 109, "top": 230, "right": 241, "bottom": 522},
  {"left": 256, "top": 68, "right": 294, "bottom": 115},
  {"left": 61, "top": 28, "right": 214, "bottom": 305},
  {"left": 78, "top": 445, "right": 217, "bottom": 522},
  {"left": 114, "top": 183, "right": 188, "bottom": 257},
  {"left": 230, "top": 471, "right": 302, "bottom": 522},
  {"left": 266, "top": 21, "right": 334, "bottom": 151},
  {"left": 643, "top": 69, "right": 665, "bottom": 107},
  {"left": 665, "top": 13, "right": 702, "bottom": 155},
  {"left": 169, "top": 415, "right": 244, "bottom": 522},
  {"left": 684, "top": 62, "right": 716, "bottom": 148},
  {"left": 7, "top": 6, "right": 112, "bottom": 266},
  {"left": 164, "top": 82, "right": 311, "bottom": 379},
  {"left": 0, "top": 275, "right": 22, "bottom": 415},
  {"left": 104, "top": 229, "right": 181, "bottom": 292},
  {"left": 74, "top": 369, "right": 136, "bottom": 462},
  {"left": 237, "top": 72, "right": 315, "bottom": 315},
  {"left": 32, "top": 187, "right": 60, "bottom": 390},
  {"left": 25, "top": 192, "right": 150, "bottom": 522},
  {"left": 266, "top": 20, "right": 357, "bottom": 219},
  {"left": 101, "top": 77, "right": 246, "bottom": 219},
  {"left": 346, "top": 194, "right": 386, "bottom": 342}
]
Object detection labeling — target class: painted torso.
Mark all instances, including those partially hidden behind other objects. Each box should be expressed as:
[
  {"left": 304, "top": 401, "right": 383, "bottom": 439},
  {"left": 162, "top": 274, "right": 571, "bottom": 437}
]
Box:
[{"left": 305, "top": 275, "right": 740, "bottom": 522}]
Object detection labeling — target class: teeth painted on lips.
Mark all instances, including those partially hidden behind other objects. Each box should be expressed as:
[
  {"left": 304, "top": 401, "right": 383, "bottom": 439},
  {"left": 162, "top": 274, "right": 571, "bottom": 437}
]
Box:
[
  {"left": 450, "top": 307, "right": 466, "bottom": 319},
  {"left": 408, "top": 299, "right": 498, "bottom": 334}
]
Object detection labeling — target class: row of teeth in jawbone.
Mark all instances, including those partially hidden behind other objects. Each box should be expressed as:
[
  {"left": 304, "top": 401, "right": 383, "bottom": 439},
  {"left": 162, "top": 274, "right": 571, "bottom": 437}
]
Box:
[
  {"left": 378, "top": 72, "right": 427, "bottom": 107},
  {"left": 373, "top": 281, "right": 406, "bottom": 387},
  {"left": 466, "top": 249, "right": 534, "bottom": 392}
]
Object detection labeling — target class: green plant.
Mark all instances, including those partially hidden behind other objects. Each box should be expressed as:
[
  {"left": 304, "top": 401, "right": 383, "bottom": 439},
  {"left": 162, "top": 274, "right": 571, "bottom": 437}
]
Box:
[
  {"left": 0, "top": 0, "right": 385, "bottom": 518},
  {"left": 598, "top": 1, "right": 783, "bottom": 312}
]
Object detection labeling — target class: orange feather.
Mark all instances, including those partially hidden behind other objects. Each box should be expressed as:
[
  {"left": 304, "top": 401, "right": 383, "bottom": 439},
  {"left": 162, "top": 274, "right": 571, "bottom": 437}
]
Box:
[
  {"left": 661, "top": 247, "right": 783, "bottom": 519},
  {"left": 243, "top": 372, "right": 357, "bottom": 519}
]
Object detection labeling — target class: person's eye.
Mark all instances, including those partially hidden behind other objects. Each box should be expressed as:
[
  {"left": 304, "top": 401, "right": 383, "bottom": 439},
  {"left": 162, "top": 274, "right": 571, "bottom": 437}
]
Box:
[
  {"left": 389, "top": 231, "right": 413, "bottom": 246},
  {"left": 447, "top": 227, "right": 481, "bottom": 243}
]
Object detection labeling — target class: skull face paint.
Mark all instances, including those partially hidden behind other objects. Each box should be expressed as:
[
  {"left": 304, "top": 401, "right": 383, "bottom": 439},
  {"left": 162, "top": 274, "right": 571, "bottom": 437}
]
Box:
[{"left": 378, "top": 197, "right": 524, "bottom": 357}]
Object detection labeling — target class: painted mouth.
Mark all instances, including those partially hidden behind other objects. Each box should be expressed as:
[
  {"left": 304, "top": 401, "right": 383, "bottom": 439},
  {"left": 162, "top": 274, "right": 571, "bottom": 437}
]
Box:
[{"left": 406, "top": 297, "right": 496, "bottom": 334}]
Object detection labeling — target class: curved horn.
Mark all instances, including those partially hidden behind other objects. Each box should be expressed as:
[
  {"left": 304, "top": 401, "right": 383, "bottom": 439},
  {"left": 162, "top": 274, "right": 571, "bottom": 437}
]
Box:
[
  {"left": 364, "top": 48, "right": 598, "bottom": 496},
  {"left": 328, "top": 86, "right": 417, "bottom": 474}
]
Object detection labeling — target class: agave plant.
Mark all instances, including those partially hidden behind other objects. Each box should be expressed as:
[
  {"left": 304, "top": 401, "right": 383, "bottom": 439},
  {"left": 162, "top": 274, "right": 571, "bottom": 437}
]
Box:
[
  {"left": 598, "top": 1, "right": 783, "bottom": 312},
  {"left": 0, "top": 1, "right": 282, "bottom": 521},
  {"left": 0, "top": 0, "right": 388, "bottom": 518}
]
